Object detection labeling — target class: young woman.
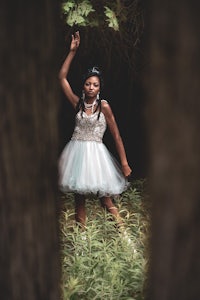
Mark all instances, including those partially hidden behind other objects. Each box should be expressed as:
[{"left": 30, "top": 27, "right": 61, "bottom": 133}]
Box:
[{"left": 58, "top": 31, "right": 132, "bottom": 228}]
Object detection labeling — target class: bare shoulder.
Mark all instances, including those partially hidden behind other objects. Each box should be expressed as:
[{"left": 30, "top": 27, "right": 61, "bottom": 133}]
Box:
[
  {"left": 101, "top": 99, "right": 114, "bottom": 119},
  {"left": 101, "top": 99, "right": 110, "bottom": 110},
  {"left": 101, "top": 99, "right": 108, "bottom": 104}
]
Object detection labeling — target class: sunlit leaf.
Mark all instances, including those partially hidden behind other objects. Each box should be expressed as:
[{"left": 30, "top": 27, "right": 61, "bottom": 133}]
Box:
[
  {"left": 62, "top": 0, "right": 95, "bottom": 27},
  {"left": 62, "top": 1, "right": 75, "bottom": 13},
  {"left": 104, "top": 6, "right": 119, "bottom": 31},
  {"left": 77, "top": 1, "right": 95, "bottom": 17}
]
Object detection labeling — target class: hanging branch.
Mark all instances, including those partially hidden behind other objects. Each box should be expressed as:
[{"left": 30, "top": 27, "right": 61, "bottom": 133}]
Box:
[{"left": 60, "top": 0, "right": 144, "bottom": 71}]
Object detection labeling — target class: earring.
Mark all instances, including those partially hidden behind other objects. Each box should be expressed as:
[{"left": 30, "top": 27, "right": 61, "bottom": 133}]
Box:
[
  {"left": 97, "top": 92, "right": 100, "bottom": 101},
  {"left": 82, "top": 90, "right": 85, "bottom": 101}
]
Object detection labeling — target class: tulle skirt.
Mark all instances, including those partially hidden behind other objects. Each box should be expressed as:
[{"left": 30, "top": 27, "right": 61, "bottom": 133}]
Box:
[{"left": 58, "top": 140, "right": 129, "bottom": 197}]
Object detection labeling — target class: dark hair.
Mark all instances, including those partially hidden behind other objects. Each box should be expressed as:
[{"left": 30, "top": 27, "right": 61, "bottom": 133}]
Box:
[
  {"left": 76, "top": 66, "right": 104, "bottom": 120},
  {"left": 82, "top": 66, "right": 104, "bottom": 90}
]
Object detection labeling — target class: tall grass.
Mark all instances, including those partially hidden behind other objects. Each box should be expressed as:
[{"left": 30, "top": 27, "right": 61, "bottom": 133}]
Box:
[{"left": 59, "top": 179, "right": 150, "bottom": 300}]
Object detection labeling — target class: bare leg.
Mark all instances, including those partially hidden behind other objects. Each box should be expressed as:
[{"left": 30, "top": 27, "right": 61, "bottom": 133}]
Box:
[
  {"left": 100, "top": 197, "right": 133, "bottom": 246},
  {"left": 100, "top": 196, "right": 124, "bottom": 227},
  {"left": 74, "top": 194, "right": 86, "bottom": 228}
]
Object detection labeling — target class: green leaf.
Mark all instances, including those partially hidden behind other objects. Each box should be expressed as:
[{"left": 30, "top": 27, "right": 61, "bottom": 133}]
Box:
[
  {"left": 78, "top": 1, "right": 95, "bottom": 17},
  {"left": 104, "top": 6, "right": 119, "bottom": 31},
  {"left": 63, "top": 0, "right": 95, "bottom": 27},
  {"left": 62, "top": 1, "right": 75, "bottom": 14}
]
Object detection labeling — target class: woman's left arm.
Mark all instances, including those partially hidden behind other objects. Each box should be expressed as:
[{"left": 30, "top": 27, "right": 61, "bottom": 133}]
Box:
[{"left": 102, "top": 102, "right": 132, "bottom": 177}]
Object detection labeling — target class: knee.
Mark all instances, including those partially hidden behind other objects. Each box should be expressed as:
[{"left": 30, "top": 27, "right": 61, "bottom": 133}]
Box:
[
  {"left": 100, "top": 197, "right": 109, "bottom": 208},
  {"left": 100, "top": 197, "right": 115, "bottom": 211}
]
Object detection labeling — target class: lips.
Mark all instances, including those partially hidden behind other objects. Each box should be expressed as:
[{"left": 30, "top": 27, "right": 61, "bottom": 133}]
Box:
[{"left": 87, "top": 91, "right": 94, "bottom": 96}]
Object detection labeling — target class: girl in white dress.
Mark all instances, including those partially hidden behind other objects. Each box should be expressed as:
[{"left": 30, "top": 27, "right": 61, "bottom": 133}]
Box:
[{"left": 58, "top": 31, "right": 132, "bottom": 228}]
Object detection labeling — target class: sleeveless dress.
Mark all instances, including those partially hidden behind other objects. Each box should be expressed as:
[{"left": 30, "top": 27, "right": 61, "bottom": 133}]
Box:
[{"left": 58, "top": 102, "right": 129, "bottom": 197}]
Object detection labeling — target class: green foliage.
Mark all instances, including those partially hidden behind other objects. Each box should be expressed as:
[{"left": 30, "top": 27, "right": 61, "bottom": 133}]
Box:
[
  {"left": 61, "top": 0, "right": 123, "bottom": 31},
  {"left": 104, "top": 6, "right": 119, "bottom": 31},
  {"left": 62, "top": 0, "right": 95, "bottom": 27},
  {"left": 60, "top": 0, "right": 144, "bottom": 73},
  {"left": 59, "top": 179, "right": 150, "bottom": 299}
]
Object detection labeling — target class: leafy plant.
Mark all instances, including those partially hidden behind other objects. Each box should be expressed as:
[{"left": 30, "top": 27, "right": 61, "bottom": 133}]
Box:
[
  {"left": 104, "top": 6, "right": 119, "bottom": 31},
  {"left": 60, "top": 0, "right": 144, "bottom": 75},
  {"left": 62, "top": 0, "right": 95, "bottom": 27},
  {"left": 59, "top": 179, "right": 150, "bottom": 299},
  {"left": 61, "top": 0, "right": 121, "bottom": 31}
]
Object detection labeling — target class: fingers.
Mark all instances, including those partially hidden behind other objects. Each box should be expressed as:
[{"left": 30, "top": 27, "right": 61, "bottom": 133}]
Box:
[
  {"left": 71, "top": 31, "right": 80, "bottom": 47},
  {"left": 70, "top": 31, "right": 80, "bottom": 50},
  {"left": 122, "top": 164, "right": 132, "bottom": 178},
  {"left": 72, "top": 31, "right": 80, "bottom": 40},
  {"left": 75, "top": 30, "right": 79, "bottom": 38},
  {"left": 126, "top": 172, "right": 132, "bottom": 179}
]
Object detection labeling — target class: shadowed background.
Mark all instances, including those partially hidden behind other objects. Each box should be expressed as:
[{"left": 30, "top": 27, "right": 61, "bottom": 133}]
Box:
[{"left": 1, "top": 0, "right": 200, "bottom": 299}]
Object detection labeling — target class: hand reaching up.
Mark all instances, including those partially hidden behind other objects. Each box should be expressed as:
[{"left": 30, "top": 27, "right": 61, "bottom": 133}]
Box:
[{"left": 70, "top": 31, "right": 80, "bottom": 52}]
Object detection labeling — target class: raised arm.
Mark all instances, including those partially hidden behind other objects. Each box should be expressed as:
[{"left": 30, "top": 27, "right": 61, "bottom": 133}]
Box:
[
  {"left": 58, "top": 31, "right": 80, "bottom": 108},
  {"left": 102, "top": 102, "right": 132, "bottom": 177}
]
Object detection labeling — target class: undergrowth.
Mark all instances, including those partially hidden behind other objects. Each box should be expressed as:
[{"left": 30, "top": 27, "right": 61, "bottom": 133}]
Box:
[{"left": 59, "top": 178, "right": 150, "bottom": 300}]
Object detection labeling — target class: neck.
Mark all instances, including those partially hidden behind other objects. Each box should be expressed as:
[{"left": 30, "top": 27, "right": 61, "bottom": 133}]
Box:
[
  {"left": 84, "top": 97, "right": 97, "bottom": 104},
  {"left": 84, "top": 98, "right": 98, "bottom": 113}
]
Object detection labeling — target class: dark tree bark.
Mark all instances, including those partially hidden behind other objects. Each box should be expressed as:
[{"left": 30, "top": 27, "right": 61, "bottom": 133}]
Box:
[
  {"left": 145, "top": 1, "right": 200, "bottom": 300},
  {"left": 0, "top": 1, "right": 62, "bottom": 300}
]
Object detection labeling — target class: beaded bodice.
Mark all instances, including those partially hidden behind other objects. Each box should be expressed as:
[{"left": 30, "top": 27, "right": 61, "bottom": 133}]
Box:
[{"left": 71, "top": 110, "right": 107, "bottom": 143}]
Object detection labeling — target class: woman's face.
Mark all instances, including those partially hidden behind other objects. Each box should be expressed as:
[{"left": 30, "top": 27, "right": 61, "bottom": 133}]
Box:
[{"left": 83, "top": 76, "right": 100, "bottom": 99}]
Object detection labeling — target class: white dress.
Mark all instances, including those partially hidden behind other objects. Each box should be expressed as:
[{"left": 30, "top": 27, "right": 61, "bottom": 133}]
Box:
[{"left": 58, "top": 103, "right": 129, "bottom": 197}]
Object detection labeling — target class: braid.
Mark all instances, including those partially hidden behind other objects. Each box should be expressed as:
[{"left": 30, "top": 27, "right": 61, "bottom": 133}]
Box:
[
  {"left": 97, "top": 99, "right": 101, "bottom": 120},
  {"left": 92, "top": 98, "right": 101, "bottom": 120},
  {"left": 76, "top": 98, "right": 86, "bottom": 118},
  {"left": 81, "top": 99, "right": 85, "bottom": 118}
]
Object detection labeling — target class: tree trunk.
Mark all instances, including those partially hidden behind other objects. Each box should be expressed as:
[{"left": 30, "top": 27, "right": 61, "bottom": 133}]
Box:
[
  {"left": 0, "top": 1, "right": 62, "bottom": 299},
  {"left": 145, "top": 1, "right": 200, "bottom": 299}
]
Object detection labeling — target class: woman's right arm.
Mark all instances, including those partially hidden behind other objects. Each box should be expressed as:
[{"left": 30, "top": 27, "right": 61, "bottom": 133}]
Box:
[{"left": 58, "top": 31, "right": 80, "bottom": 108}]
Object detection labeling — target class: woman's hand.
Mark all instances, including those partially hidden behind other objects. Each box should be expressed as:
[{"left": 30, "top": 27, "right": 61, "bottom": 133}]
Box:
[
  {"left": 70, "top": 31, "right": 80, "bottom": 52},
  {"left": 122, "top": 164, "right": 132, "bottom": 178}
]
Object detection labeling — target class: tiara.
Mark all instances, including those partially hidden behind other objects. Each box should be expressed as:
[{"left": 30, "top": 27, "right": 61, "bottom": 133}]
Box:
[{"left": 89, "top": 66, "right": 100, "bottom": 74}]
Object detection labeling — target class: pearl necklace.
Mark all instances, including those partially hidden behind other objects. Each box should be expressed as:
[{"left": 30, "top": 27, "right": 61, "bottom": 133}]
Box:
[{"left": 84, "top": 99, "right": 97, "bottom": 113}]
